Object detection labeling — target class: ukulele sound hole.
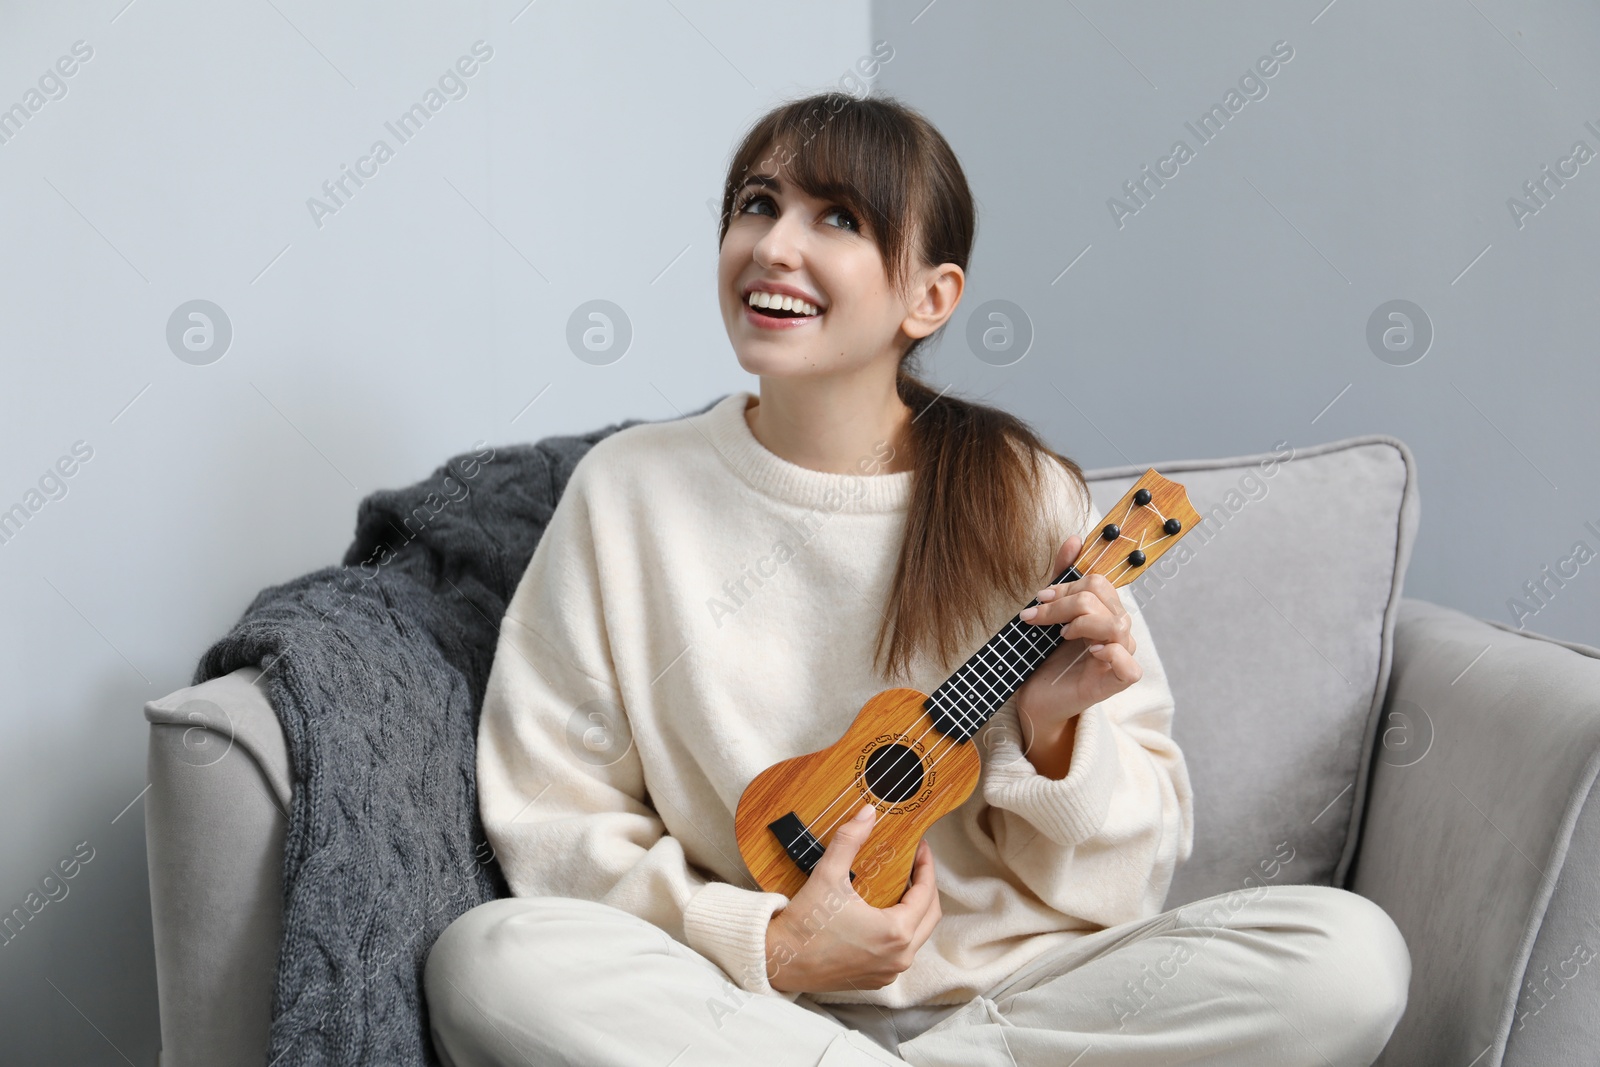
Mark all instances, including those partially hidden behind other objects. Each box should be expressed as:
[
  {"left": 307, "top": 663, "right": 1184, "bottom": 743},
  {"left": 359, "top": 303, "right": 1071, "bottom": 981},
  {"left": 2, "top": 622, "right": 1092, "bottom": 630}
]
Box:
[{"left": 863, "top": 743, "right": 925, "bottom": 803}]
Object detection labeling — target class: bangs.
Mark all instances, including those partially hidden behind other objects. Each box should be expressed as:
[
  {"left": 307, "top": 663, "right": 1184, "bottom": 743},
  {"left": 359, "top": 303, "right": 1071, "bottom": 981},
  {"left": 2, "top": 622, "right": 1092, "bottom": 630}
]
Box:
[{"left": 721, "top": 93, "right": 923, "bottom": 296}]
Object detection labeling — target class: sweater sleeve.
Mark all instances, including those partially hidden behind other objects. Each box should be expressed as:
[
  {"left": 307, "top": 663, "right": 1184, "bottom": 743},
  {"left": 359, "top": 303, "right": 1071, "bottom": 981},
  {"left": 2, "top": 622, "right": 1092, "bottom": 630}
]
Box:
[
  {"left": 974, "top": 476, "right": 1196, "bottom": 929},
  {"left": 475, "top": 455, "right": 799, "bottom": 1001}
]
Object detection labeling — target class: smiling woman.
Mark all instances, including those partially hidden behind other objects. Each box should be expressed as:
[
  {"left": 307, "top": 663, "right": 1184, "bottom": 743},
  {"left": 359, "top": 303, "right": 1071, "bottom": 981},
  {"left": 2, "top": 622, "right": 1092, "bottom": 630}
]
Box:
[{"left": 426, "top": 91, "right": 1410, "bottom": 1067}]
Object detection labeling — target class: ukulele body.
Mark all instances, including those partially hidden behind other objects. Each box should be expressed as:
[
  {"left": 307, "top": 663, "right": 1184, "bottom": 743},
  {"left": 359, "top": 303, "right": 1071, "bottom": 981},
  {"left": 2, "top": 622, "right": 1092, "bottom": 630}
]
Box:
[{"left": 734, "top": 687, "right": 980, "bottom": 909}]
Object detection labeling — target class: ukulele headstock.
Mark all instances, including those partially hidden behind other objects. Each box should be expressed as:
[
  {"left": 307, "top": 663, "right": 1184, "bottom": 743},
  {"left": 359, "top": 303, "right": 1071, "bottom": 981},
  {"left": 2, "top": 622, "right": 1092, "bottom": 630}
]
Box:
[{"left": 1062, "top": 468, "right": 1200, "bottom": 589}]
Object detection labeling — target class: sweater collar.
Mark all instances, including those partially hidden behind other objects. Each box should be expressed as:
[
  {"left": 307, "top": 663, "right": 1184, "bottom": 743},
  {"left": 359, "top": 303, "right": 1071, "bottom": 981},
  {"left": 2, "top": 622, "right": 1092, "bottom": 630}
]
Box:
[{"left": 696, "top": 391, "right": 913, "bottom": 514}]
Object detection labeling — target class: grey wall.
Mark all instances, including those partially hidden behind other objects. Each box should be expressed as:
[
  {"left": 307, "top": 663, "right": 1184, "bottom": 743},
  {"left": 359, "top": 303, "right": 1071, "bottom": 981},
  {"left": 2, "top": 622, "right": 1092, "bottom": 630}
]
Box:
[
  {"left": 869, "top": 0, "right": 1597, "bottom": 648},
  {"left": 0, "top": 1, "right": 872, "bottom": 1061}
]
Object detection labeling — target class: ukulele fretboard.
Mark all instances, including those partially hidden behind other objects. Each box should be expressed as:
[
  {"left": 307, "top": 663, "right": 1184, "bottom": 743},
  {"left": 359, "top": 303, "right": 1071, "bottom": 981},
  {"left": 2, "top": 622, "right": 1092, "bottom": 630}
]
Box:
[{"left": 923, "top": 563, "right": 1081, "bottom": 743}]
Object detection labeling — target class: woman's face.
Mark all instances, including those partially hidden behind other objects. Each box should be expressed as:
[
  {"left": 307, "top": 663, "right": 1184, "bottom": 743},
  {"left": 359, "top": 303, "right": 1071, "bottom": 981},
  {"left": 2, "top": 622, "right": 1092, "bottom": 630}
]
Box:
[{"left": 717, "top": 150, "right": 914, "bottom": 381}]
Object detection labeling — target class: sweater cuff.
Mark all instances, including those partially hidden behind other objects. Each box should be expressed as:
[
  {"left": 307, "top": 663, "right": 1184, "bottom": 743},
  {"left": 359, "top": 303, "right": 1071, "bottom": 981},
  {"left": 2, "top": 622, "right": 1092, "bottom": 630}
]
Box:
[
  {"left": 981, "top": 699, "right": 1121, "bottom": 847},
  {"left": 682, "top": 880, "right": 800, "bottom": 1002}
]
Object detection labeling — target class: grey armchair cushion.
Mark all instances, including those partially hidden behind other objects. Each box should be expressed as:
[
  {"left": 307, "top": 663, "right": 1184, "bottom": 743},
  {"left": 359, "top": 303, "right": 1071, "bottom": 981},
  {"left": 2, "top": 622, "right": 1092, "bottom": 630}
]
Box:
[
  {"left": 1352, "top": 599, "right": 1600, "bottom": 1067},
  {"left": 1083, "top": 433, "right": 1418, "bottom": 906}
]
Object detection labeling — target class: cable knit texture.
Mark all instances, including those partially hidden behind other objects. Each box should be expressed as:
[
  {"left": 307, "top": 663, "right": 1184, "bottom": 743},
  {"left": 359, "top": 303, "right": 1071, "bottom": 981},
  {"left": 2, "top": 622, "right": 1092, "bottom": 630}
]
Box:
[
  {"left": 191, "top": 402, "right": 692, "bottom": 1066},
  {"left": 478, "top": 390, "right": 1195, "bottom": 1007}
]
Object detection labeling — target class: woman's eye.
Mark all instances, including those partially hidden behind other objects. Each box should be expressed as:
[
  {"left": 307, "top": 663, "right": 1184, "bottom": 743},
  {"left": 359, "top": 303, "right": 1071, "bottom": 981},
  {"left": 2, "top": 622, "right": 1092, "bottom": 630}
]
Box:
[
  {"left": 824, "top": 207, "right": 860, "bottom": 233},
  {"left": 736, "top": 193, "right": 775, "bottom": 218}
]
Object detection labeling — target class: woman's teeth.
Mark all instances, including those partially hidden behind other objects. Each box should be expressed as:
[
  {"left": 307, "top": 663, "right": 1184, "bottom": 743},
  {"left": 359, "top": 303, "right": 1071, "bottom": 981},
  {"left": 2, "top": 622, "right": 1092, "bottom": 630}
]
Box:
[{"left": 747, "top": 291, "right": 822, "bottom": 317}]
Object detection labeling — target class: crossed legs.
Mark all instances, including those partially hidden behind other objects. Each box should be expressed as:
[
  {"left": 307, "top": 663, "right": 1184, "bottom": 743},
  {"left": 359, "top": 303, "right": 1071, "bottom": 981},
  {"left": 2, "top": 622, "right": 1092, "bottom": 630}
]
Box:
[{"left": 424, "top": 882, "right": 1409, "bottom": 1067}]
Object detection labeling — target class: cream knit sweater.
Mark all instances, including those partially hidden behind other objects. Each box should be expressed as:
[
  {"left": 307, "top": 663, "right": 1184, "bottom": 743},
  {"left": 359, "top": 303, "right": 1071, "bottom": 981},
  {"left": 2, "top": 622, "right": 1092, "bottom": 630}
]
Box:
[{"left": 476, "top": 391, "right": 1194, "bottom": 1008}]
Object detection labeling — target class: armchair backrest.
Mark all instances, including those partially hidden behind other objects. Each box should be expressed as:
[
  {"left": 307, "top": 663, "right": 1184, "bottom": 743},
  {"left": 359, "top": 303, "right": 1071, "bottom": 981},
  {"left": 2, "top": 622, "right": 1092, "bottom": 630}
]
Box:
[{"left": 1082, "top": 434, "right": 1419, "bottom": 907}]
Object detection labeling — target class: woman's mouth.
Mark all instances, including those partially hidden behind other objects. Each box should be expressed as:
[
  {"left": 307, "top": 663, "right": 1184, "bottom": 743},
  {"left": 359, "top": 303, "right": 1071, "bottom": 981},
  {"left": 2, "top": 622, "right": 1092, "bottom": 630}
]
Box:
[{"left": 743, "top": 291, "right": 824, "bottom": 330}]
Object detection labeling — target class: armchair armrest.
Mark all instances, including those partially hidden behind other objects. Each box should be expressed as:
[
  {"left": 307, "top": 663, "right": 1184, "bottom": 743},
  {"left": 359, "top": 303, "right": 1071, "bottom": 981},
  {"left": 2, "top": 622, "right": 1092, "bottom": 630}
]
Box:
[
  {"left": 1351, "top": 598, "right": 1600, "bottom": 1067},
  {"left": 144, "top": 665, "right": 288, "bottom": 1067}
]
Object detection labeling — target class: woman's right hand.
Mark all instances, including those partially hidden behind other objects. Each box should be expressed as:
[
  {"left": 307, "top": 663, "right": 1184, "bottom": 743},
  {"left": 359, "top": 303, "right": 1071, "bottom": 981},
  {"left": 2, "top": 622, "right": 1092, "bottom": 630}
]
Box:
[{"left": 764, "top": 804, "right": 942, "bottom": 993}]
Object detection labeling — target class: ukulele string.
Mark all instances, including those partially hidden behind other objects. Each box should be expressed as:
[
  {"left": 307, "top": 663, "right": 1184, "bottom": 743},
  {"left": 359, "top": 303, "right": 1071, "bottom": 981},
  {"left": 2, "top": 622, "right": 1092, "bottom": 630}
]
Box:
[{"left": 790, "top": 495, "right": 1177, "bottom": 862}]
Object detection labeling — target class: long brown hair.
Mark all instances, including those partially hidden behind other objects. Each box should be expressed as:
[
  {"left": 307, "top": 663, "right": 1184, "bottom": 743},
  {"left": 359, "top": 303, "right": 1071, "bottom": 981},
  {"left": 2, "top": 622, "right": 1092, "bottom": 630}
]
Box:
[{"left": 717, "top": 92, "right": 1090, "bottom": 683}]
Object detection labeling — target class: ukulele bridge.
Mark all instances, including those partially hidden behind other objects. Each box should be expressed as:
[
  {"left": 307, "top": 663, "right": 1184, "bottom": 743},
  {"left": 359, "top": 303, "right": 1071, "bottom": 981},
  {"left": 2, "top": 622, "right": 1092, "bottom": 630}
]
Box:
[{"left": 767, "top": 811, "right": 856, "bottom": 882}]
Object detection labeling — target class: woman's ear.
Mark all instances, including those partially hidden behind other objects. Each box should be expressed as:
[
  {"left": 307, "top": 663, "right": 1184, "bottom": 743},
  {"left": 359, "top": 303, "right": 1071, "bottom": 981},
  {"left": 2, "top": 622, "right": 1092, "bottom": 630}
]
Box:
[{"left": 901, "top": 261, "right": 965, "bottom": 340}]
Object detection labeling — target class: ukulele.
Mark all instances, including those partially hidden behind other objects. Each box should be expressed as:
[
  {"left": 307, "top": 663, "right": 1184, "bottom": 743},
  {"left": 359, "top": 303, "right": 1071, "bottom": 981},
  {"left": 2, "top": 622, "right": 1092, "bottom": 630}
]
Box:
[{"left": 734, "top": 468, "right": 1200, "bottom": 908}]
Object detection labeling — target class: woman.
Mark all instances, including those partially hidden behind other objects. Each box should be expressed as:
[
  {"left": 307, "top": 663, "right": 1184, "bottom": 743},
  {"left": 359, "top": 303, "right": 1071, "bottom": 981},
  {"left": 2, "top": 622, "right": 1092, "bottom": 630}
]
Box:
[{"left": 424, "top": 92, "right": 1410, "bottom": 1066}]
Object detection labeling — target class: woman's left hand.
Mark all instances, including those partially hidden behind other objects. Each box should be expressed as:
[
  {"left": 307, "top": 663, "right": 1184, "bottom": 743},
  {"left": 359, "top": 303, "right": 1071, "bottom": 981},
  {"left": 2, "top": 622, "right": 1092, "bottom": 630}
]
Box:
[{"left": 1012, "top": 534, "right": 1142, "bottom": 728}]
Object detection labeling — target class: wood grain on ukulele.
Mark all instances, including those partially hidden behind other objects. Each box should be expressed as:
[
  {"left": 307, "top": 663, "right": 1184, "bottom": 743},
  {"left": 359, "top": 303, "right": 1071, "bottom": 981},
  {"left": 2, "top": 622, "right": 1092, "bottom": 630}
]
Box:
[{"left": 734, "top": 468, "right": 1200, "bottom": 908}]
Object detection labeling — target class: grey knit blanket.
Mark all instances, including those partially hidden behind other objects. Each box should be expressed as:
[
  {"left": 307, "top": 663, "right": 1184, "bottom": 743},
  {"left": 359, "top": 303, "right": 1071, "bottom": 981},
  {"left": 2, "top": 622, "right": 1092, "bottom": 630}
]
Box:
[{"left": 193, "top": 395, "right": 725, "bottom": 1066}]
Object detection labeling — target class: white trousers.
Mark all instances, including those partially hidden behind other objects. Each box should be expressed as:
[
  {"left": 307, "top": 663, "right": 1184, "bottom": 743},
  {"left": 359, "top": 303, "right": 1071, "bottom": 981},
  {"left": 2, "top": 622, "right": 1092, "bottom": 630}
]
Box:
[{"left": 424, "top": 882, "right": 1410, "bottom": 1067}]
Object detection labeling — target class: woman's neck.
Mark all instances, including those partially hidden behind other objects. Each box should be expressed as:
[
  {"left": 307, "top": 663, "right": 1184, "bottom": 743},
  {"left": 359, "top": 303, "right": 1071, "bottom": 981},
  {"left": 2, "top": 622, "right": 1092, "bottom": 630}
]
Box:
[{"left": 744, "top": 382, "right": 915, "bottom": 477}]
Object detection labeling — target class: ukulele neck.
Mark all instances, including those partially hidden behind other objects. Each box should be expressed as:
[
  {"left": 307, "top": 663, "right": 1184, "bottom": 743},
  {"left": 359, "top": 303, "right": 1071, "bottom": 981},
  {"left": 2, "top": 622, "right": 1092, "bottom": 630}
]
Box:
[
  {"left": 918, "top": 467, "right": 1200, "bottom": 746},
  {"left": 923, "top": 563, "right": 1082, "bottom": 744}
]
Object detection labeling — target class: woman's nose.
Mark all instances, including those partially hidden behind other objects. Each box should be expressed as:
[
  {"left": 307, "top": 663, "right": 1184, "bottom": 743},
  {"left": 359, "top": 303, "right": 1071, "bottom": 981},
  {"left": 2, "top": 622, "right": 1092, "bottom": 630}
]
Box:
[{"left": 752, "top": 214, "right": 806, "bottom": 269}]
